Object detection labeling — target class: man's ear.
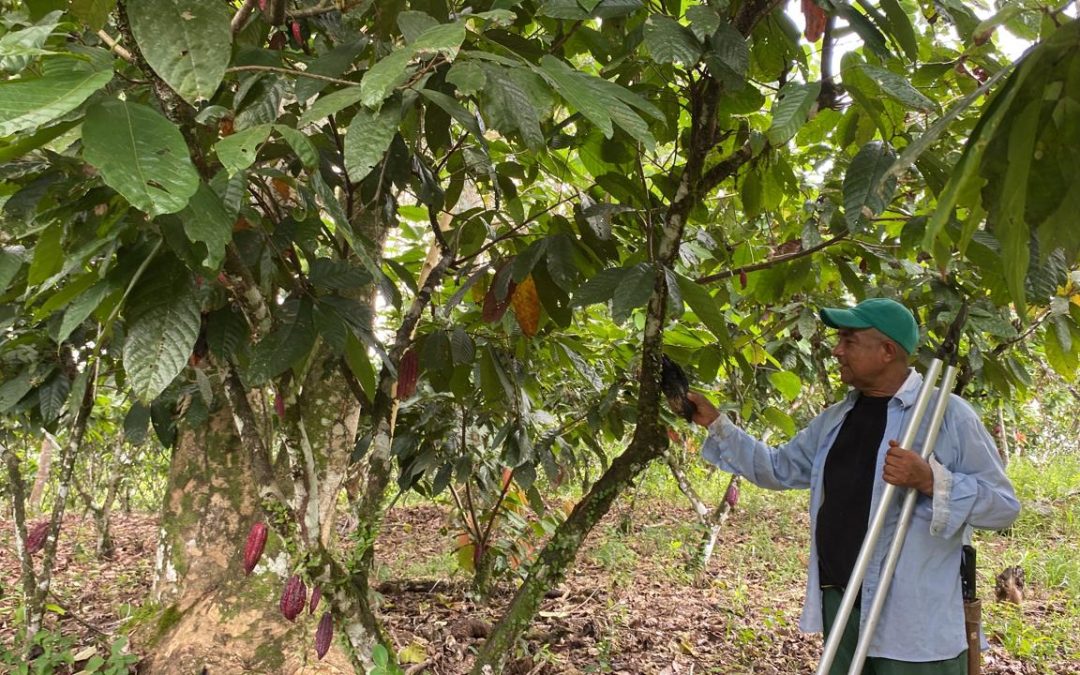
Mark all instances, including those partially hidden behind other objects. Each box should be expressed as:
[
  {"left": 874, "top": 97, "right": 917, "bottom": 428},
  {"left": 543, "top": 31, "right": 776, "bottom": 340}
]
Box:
[{"left": 881, "top": 339, "right": 900, "bottom": 363}]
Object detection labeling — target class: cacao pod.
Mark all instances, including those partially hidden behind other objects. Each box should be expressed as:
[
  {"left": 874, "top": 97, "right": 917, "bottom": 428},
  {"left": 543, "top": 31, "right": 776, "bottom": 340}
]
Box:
[
  {"left": 280, "top": 575, "right": 306, "bottom": 621},
  {"left": 397, "top": 349, "right": 419, "bottom": 399},
  {"left": 26, "top": 520, "right": 49, "bottom": 555},
  {"left": 739, "top": 270, "right": 748, "bottom": 289},
  {"left": 482, "top": 280, "right": 516, "bottom": 323},
  {"left": 243, "top": 522, "right": 269, "bottom": 575},
  {"left": 510, "top": 275, "right": 540, "bottom": 337},
  {"left": 309, "top": 585, "right": 321, "bottom": 614},
  {"left": 274, "top": 392, "right": 285, "bottom": 420},
  {"left": 801, "top": 0, "right": 827, "bottom": 42},
  {"left": 725, "top": 481, "right": 740, "bottom": 508},
  {"left": 314, "top": 611, "right": 333, "bottom": 659},
  {"left": 290, "top": 21, "right": 304, "bottom": 46}
]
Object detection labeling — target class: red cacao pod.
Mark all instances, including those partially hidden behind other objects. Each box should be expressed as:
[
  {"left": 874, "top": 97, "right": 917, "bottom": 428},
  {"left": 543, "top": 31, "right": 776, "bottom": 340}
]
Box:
[
  {"left": 290, "top": 20, "right": 304, "bottom": 46},
  {"left": 397, "top": 349, "right": 419, "bottom": 399},
  {"left": 314, "top": 611, "right": 333, "bottom": 659},
  {"left": 26, "top": 520, "right": 49, "bottom": 555},
  {"left": 243, "top": 522, "right": 269, "bottom": 575},
  {"left": 482, "top": 280, "right": 516, "bottom": 323},
  {"left": 309, "top": 585, "right": 321, "bottom": 614},
  {"left": 725, "top": 482, "right": 740, "bottom": 508},
  {"left": 801, "top": 0, "right": 827, "bottom": 42},
  {"left": 510, "top": 275, "right": 540, "bottom": 337},
  {"left": 280, "top": 575, "right": 306, "bottom": 621}
]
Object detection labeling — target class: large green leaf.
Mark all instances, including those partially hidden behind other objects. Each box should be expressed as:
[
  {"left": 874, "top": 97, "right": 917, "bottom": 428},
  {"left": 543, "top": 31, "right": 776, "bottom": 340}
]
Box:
[
  {"left": 572, "top": 267, "right": 630, "bottom": 307},
  {"left": 611, "top": 263, "right": 654, "bottom": 322},
  {"left": 0, "top": 368, "right": 34, "bottom": 413},
  {"left": 768, "top": 371, "right": 802, "bottom": 402},
  {"left": 245, "top": 299, "right": 317, "bottom": 386},
  {"left": 126, "top": 0, "right": 232, "bottom": 104},
  {"left": 843, "top": 141, "right": 898, "bottom": 231},
  {"left": 0, "top": 56, "right": 112, "bottom": 136},
  {"left": 57, "top": 280, "right": 111, "bottom": 343},
  {"left": 539, "top": 55, "right": 612, "bottom": 137},
  {"left": 344, "top": 105, "right": 401, "bottom": 182},
  {"left": 860, "top": 65, "right": 935, "bottom": 111},
  {"left": 676, "top": 274, "right": 731, "bottom": 349},
  {"left": 214, "top": 123, "right": 272, "bottom": 176},
  {"left": 995, "top": 98, "right": 1040, "bottom": 313},
  {"left": 179, "top": 183, "right": 232, "bottom": 269},
  {"left": 643, "top": 15, "right": 702, "bottom": 65},
  {"left": 0, "top": 10, "right": 62, "bottom": 73},
  {"left": 70, "top": 0, "right": 117, "bottom": 31},
  {"left": 298, "top": 87, "right": 365, "bottom": 126},
  {"left": 0, "top": 246, "right": 26, "bottom": 292},
  {"left": 83, "top": 99, "right": 200, "bottom": 216},
  {"left": 27, "top": 224, "right": 62, "bottom": 285},
  {"left": 766, "top": 81, "right": 821, "bottom": 145},
  {"left": 361, "top": 48, "right": 416, "bottom": 108},
  {"left": 122, "top": 274, "right": 201, "bottom": 403},
  {"left": 482, "top": 66, "right": 544, "bottom": 150}
]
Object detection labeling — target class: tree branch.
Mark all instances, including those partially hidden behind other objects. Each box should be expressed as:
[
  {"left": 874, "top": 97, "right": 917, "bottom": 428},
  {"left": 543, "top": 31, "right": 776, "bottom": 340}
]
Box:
[
  {"left": 225, "top": 65, "right": 357, "bottom": 88},
  {"left": 694, "top": 234, "right": 848, "bottom": 284}
]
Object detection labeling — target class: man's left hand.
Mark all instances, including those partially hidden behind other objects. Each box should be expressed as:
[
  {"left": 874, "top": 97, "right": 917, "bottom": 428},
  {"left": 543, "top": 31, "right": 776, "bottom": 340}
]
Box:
[{"left": 883, "top": 440, "right": 934, "bottom": 497}]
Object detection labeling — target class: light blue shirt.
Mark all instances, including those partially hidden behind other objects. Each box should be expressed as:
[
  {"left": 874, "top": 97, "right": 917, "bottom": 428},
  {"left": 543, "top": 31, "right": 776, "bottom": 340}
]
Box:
[{"left": 700, "top": 369, "right": 1020, "bottom": 662}]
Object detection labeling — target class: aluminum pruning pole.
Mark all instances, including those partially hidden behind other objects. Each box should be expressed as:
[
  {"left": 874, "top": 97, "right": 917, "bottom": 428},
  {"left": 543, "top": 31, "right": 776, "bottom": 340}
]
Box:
[
  {"left": 846, "top": 362, "right": 960, "bottom": 674},
  {"left": 814, "top": 358, "right": 944, "bottom": 675}
]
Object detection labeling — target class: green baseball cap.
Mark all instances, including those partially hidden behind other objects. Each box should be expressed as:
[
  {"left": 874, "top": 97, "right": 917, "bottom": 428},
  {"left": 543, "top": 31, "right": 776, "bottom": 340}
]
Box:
[{"left": 819, "top": 297, "right": 919, "bottom": 354}]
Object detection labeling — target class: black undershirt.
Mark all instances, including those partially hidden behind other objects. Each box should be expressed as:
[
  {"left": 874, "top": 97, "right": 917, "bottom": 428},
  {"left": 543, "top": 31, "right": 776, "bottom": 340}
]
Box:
[{"left": 817, "top": 394, "right": 891, "bottom": 589}]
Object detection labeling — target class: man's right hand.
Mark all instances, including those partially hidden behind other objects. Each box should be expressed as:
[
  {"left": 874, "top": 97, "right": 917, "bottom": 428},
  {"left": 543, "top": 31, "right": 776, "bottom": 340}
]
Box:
[{"left": 685, "top": 392, "right": 720, "bottom": 428}]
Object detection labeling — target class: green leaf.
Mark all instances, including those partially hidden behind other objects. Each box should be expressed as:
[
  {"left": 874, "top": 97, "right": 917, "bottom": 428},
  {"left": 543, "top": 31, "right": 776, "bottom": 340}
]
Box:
[
  {"left": 686, "top": 5, "right": 722, "bottom": 41},
  {"left": 57, "top": 281, "right": 111, "bottom": 343},
  {"left": 1044, "top": 323, "right": 1077, "bottom": 381},
  {"left": 572, "top": 266, "right": 628, "bottom": 307},
  {"left": 344, "top": 332, "right": 376, "bottom": 405},
  {"left": 450, "top": 326, "right": 475, "bottom": 365},
  {"left": 768, "top": 371, "right": 802, "bottom": 402},
  {"left": 643, "top": 15, "right": 702, "bottom": 66},
  {"left": 245, "top": 299, "right": 316, "bottom": 385},
  {"left": 398, "top": 10, "right": 439, "bottom": 43},
  {"left": 344, "top": 105, "right": 400, "bottom": 182},
  {"left": 122, "top": 276, "right": 201, "bottom": 402},
  {"left": 298, "top": 87, "right": 365, "bottom": 126},
  {"left": 995, "top": 98, "right": 1040, "bottom": 313},
  {"left": 83, "top": 99, "right": 200, "bottom": 217},
  {"left": 124, "top": 401, "right": 151, "bottom": 446},
  {"left": 0, "top": 10, "right": 62, "bottom": 73},
  {"left": 0, "top": 369, "right": 34, "bottom": 413},
  {"left": 38, "top": 374, "right": 69, "bottom": 422},
  {"left": 843, "top": 141, "right": 898, "bottom": 231},
  {"left": 539, "top": 55, "right": 612, "bottom": 138},
  {"left": 70, "top": 0, "right": 117, "bottom": 32},
  {"left": 273, "top": 125, "right": 319, "bottom": 169},
  {"left": 214, "top": 124, "right": 272, "bottom": 176},
  {"left": 126, "top": 0, "right": 232, "bottom": 104},
  {"left": 762, "top": 406, "right": 796, "bottom": 437},
  {"left": 482, "top": 66, "right": 544, "bottom": 150},
  {"left": 179, "top": 183, "right": 232, "bottom": 269},
  {"left": 611, "top": 262, "right": 653, "bottom": 323},
  {"left": 360, "top": 47, "right": 415, "bottom": 108},
  {"left": 447, "top": 60, "right": 486, "bottom": 96},
  {"left": 860, "top": 65, "right": 935, "bottom": 111},
  {"left": 675, "top": 274, "right": 731, "bottom": 349},
  {"left": 0, "top": 57, "right": 112, "bottom": 136},
  {"left": 419, "top": 88, "right": 484, "bottom": 140},
  {"left": 27, "top": 224, "right": 63, "bottom": 285},
  {"left": 0, "top": 246, "right": 26, "bottom": 292},
  {"left": 766, "top": 81, "right": 821, "bottom": 145},
  {"left": 412, "top": 21, "right": 466, "bottom": 58},
  {"left": 878, "top": 0, "right": 918, "bottom": 61}
]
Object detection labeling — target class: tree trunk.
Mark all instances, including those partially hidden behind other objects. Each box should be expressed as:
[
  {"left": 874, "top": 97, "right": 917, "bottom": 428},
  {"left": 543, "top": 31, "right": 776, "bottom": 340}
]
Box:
[{"left": 142, "top": 392, "right": 363, "bottom": 674}]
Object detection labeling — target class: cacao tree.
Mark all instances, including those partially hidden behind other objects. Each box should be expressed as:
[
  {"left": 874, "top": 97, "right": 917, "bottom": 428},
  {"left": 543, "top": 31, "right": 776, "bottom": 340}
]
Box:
[{"left": 2, "top": 0, "right": 1079, "bottom": 672}]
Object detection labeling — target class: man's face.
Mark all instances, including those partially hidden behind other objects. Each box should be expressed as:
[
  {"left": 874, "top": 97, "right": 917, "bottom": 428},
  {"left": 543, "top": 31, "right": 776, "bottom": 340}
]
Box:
[{"left": 831, "top": 328, "right": 890, "bottom": 390}]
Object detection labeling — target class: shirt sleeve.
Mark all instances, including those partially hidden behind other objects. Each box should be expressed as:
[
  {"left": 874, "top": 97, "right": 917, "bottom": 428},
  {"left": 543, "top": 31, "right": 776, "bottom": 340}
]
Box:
[
  {"left": 929, "top": 398, "right": 1020, "bottom": 538},
  {"left": 700, "top": 413, "right": 821, "bottom": 490}
]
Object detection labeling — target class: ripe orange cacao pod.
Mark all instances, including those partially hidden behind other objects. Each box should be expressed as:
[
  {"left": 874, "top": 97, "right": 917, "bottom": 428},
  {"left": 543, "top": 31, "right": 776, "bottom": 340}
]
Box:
[
  {"left": 482, "top": 280, "right": 516, "bottom": 323},
  {"left": 309, "top": 585, "right": 321, "bottom": 614},
  {"left": 397, "top": 349, "right": 419, "bottom": 399},
  {"left": 314, "top": 611, "right": 333, "bottom": 659},
  {"left": 243, "top": 521, "right": 269, "bottom": 575},
  {"left": 26, "top": 520, "right": 49, "bottom": 555},
  {"left": 280, "top": 575, "right": 306, "bottom": 621},
  {"left": 510, "top": 275, "right": 540, "bottom": 337}
]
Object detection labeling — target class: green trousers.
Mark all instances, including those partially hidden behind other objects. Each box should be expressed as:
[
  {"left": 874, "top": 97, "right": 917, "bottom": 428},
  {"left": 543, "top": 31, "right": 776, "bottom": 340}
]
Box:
[{"left": 821, "top": 588, "right": 967, "bottom": 675}]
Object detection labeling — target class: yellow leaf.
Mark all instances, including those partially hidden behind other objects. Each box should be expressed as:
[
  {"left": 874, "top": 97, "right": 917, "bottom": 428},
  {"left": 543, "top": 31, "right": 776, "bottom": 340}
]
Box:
[{"left": 398, "top": 643, "right": 427, "bottom": 664}]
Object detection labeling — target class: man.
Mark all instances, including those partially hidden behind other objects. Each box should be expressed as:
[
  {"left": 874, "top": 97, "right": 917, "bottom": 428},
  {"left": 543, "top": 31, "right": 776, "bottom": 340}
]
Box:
[{"left": 685, "top": 297, "right": 1019, "bottom": 674}]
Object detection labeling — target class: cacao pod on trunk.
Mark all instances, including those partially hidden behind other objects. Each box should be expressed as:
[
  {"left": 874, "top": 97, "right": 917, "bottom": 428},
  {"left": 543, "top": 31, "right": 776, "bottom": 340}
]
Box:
[
  {"left": 801, "top": 0, "right": 827, "bottom": 42},
  {"left": 26, "top": 520, "right": 49, "bottom": 555},
  {"left": 309, "top": 585, "right": 321, "bottom": 614},
  {"left": 510, "top": 275, "right": 540, "bottom": 337},
  {"left": 314, "top": 611, "right": 333, "bottom": 659},
  {"left": 243, "top": 521, "right": 269, "bottom": 575},
  {"left": 280, "top": 575, "right": 306, "bottom": 621},
  {"left": 725, "top": 482, "right": 740, "bottom": 508},
  {"left": 397, "top": 349, "right": 419, "bottom": 399}
]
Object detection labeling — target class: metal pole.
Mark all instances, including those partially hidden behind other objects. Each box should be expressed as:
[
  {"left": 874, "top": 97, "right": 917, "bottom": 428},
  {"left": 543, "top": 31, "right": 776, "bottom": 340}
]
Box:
[
  {"left": 815, "top": 358, "right": 944, "bottom": 675},
  {"left": 847, "top": 363, "right": 959, "bottom": 674}
]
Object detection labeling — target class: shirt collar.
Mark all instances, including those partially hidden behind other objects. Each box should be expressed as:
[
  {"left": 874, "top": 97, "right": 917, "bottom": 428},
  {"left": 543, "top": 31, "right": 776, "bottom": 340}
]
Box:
[{"left": 842, "top": 368, "right": 922, "bottom": 408}]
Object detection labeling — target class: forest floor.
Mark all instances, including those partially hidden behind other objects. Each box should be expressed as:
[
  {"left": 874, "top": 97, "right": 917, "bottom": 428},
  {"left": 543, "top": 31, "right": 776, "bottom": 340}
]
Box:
[{"left": 2, "top": 460, "right": 1077, "bottom": 674}]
